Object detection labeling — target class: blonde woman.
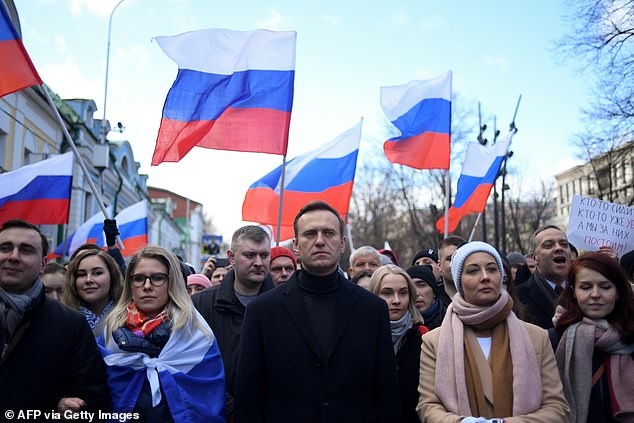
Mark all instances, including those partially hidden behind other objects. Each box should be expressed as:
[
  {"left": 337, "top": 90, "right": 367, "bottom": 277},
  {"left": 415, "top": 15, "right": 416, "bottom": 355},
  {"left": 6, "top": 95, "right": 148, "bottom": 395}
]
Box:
[
  {"left": 369, "top": 264, "right": 428, "bottom": 423},
  {"left": 63, "top": 248, "right": 123, "bottom": 335},
  {"left": 98, "top": 246, "right": 225, "bottom": 422}
]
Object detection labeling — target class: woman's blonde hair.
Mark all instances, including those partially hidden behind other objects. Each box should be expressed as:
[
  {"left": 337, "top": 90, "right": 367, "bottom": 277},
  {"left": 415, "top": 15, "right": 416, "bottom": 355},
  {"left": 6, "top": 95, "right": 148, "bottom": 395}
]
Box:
[
  {"left": 104, "top": 245, "right": 209, "bottom": 340},
  {"left": 368, "top": 264, "right": 424, "bottom": 325},
  {"left": 62, "top": 248, "right": 123, "bottom": 311}
]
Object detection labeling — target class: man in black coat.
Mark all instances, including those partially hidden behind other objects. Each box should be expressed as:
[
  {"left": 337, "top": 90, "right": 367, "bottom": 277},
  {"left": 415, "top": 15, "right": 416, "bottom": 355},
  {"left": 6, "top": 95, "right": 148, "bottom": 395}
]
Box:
[
  {"left": 192, "top": 225, "right": 274, "bottom": 422},
  {"left": 516, "top": 225, "right": 572, "bottom": 329},
  {"left": 235, "top": 201, "right": 402, "bottom": 423},
  {"left": 0, "top": 219, "right": 110, "bottom": 415}
]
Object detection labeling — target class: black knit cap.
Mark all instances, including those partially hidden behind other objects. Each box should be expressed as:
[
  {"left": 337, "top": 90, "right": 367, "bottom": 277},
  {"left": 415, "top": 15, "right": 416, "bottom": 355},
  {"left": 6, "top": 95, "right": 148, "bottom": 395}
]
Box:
[
  {"left": 406, "top": 265, "right": 438, "bottom": 296},
  {"left": 411, "top": 248, "right": 438, "bottom": 265}
]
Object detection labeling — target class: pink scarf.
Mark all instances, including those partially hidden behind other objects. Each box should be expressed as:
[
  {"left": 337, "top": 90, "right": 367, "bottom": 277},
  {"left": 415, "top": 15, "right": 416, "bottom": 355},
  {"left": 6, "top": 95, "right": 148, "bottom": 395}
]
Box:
[
  {"left": 556, "top": 318, "right": 634, "bottom": 423},
  {"left": 435, "top": 290, "right": 543, "bottom": 416}
]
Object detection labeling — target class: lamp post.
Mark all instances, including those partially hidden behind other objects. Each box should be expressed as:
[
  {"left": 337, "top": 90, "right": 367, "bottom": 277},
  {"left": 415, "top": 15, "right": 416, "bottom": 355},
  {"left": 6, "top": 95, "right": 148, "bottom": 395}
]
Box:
[{"left": 100, "top": 0, "right": 127, "bottom": 144}]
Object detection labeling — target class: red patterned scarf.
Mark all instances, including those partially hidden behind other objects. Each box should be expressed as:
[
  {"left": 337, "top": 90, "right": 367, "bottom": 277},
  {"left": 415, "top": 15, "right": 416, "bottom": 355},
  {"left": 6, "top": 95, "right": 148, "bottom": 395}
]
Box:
[{"left": 125, "top": 302, "right": 168, "bottom": 338}]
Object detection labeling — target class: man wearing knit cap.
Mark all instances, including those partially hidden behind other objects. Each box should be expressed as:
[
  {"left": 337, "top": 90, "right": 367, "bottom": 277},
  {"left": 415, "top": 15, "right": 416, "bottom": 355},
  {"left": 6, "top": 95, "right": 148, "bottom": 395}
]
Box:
[
  {"left": 235, "top": 201, "right": 401, "bottom": 422},
  {"left": 269, "top": 246, "right": 297, "bottom": 286},
  {"left": 412, "top": 248, "right": 441, "bottom": 282},
  {"left": 506, "top": 251, "right": 526, "bottom": 283},
  {"left": 406, "top": 264, "right": 446, "bottom": 330}
]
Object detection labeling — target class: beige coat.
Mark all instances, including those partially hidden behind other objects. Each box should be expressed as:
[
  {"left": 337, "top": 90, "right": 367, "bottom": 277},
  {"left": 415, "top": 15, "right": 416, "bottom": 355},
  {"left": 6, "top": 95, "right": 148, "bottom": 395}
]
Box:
[{"left": 416, "top": 321, "right": 569, "bottom": 423}]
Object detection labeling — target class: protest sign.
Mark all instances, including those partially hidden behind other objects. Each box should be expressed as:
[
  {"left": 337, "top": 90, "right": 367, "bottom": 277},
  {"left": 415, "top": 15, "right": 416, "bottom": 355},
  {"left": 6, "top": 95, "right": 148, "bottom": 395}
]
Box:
[{"left": 567, "top": 194, "right": 634, "bottom": 257}]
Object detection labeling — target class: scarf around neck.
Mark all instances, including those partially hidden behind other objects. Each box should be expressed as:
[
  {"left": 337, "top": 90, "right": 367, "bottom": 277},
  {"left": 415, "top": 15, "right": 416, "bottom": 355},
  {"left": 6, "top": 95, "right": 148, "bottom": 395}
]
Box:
[
  {"left": 556, "top": 318, "right": 634, "bottom": 423},
  {"left": 390, "top": 310, "right": 413, "bottom": 354},
  {"left": 435, "top": 290, "right": 543, "bottom": 417},
  {"left": 126, "top": 302, "right": 169, "bottom": 338},
  {"left": 80, "top": 299, "right": 114, "bottom": 330},
  {"left": 0, "top": 279, "right": 43, "bottom": 339}
]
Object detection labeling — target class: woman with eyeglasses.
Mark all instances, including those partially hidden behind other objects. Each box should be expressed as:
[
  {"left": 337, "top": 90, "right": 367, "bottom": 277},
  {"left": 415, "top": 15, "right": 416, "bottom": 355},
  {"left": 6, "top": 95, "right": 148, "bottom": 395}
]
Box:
[
  {"left": 62, "top": 248, "right": 123, "bottom": 335},
  {"left": 98, "top": 246, "right": 226, "bottom": 422}
]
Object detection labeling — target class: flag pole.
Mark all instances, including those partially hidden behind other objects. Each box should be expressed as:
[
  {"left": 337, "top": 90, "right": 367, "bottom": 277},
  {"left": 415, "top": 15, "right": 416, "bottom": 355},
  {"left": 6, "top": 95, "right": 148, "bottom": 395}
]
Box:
[
  {"left": 443, "top": 170, "right": 450, "bottom": 238},
  {"left": 41, "top": 85, "right": 123, "bottom": 248},
  {"left": 275, "top": 155, "right": 287, "bottom": 246},
  {"left": 468, "top": 213, "right": 482, "bottom": 242}
]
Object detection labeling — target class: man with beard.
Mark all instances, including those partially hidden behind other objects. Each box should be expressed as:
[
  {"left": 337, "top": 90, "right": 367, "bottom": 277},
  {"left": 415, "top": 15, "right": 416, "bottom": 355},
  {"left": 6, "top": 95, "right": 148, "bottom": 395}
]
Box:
[
  {"left": 235, "top": 201, "right": 401, "bottom": 423},
  {"left": 516, "top": 225, "right": 572, "bottom": 329},
  {"left": 193, "top": 225, "right": 274, "bottom": 422}
]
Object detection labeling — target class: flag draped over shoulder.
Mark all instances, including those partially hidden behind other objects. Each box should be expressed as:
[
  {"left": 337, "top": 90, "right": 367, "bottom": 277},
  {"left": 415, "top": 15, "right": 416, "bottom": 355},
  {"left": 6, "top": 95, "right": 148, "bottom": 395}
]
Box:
[
  {"left": 242, "top": 121, "right": 362, "bottom": 232},
  {"left": 0, "top": 153, "right": 73, "bottom": 226},
  {"left": 436, "top": 129, "right": 515, "bottom": 234},
  {"left": 98, "top": 311, "right": 225, "bottom": 422},
  {"left": 0, "top": 3, "right": 42, "bottom": 97},
  {"left": 152, "top": 28, "right": 296, "bottom": 165},
  {"left": 381, "top": 71, "right": 452, "bottom": 170},
  {"left": 49, "top": 200, "right": 148, "bottom": 258}
]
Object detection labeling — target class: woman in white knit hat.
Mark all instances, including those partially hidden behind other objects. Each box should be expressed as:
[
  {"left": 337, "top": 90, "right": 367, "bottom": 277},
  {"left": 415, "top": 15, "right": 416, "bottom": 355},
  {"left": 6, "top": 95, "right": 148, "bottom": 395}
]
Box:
[{"left": 416, "top": 241, "right": 570, "bottom": 423}]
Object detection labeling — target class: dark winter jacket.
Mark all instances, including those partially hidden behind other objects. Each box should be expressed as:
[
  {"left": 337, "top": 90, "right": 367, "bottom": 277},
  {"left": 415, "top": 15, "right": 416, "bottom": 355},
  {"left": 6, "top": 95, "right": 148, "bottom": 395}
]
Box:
[
  {"left": 0, "top": 284, "right": 110, "bottom": 414},
  {"left": 192, "top": 270, "right": 274, "bottom": 419},
  {"left": 396, "top": 323, "right": 426, "bottom": 423}
]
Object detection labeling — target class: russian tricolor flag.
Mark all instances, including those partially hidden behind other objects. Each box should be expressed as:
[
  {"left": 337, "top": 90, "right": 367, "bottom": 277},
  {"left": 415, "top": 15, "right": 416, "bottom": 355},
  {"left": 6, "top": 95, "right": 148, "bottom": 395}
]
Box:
[
  {"left": 49, "top": 200, "right": 148, "bottom": 259},
  {"left": 151, "top": 28, "right": 296, "bottom": 165},
  {"left": 0, "top": 2, "right": 42, "bottom": 97},
  {"left": 436, "top": 130, "right": 514, "bottom": 234},
  {"left": 242, "top": 121, "right": 362, "bottom": 233},
  {"left": 0, "top": 153, "right": 73, "bottom": 226},
  {"left": 381, "top": 71, "right": 452, "bottom": 170}
]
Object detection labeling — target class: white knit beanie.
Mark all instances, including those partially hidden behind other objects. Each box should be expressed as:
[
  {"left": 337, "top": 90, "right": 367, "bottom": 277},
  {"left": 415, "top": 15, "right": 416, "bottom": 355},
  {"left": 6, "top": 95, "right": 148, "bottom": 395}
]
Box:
[{"left": 450, "top": 241, "right": 504, "bottom": 294}]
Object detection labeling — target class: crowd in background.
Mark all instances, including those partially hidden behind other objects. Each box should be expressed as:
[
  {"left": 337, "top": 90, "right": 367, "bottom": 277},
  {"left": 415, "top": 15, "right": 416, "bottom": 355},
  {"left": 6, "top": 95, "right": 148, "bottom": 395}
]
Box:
[{"left": 1, "top": 200, "right": 633, "bottom": 422}]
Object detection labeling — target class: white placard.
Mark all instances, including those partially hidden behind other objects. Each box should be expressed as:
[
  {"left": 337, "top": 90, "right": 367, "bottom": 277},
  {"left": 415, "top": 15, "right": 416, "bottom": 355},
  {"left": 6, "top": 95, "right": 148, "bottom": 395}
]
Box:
[{"left": 567, "top": 194, "right": 634, "bottom": 257}]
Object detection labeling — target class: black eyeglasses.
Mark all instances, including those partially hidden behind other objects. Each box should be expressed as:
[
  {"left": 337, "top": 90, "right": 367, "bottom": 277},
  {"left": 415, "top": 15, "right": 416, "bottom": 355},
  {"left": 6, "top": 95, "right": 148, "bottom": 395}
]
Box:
[{"left": 131, "top": 273, "right": 168, "bottom": 287}]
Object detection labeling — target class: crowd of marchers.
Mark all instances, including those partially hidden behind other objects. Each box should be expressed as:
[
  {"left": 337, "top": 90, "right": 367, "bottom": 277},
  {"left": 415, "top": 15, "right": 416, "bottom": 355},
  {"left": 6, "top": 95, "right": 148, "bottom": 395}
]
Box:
[{"left": 1, "top": 200, "right": 633, "bottom": 423}]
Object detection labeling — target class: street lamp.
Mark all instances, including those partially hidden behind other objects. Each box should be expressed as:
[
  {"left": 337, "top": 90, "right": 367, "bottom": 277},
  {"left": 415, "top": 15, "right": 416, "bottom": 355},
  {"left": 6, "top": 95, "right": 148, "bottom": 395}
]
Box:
[{"left": 100, "top": 0, "right": 127, "bottom": 144}]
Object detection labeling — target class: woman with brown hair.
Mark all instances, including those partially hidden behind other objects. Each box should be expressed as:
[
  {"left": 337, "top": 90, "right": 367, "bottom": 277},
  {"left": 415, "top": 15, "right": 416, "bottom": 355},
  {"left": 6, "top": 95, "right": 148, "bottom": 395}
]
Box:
[
  {"left": 553, "top": 252, "right": 634, "bottom": 423},
  {"left": 62, "top": 248, "right": 123, "bottom": 335}
]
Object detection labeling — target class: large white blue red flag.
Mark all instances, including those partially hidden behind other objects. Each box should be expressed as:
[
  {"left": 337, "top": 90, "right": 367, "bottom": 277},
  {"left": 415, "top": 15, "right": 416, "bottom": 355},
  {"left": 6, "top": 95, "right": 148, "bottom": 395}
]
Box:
[
  {"left": 381, "top": 71, "right": 452, "bottom": 170},
  {"left": 242, "top": 121, "right": 362, "bottom": 236},
  {"left": 49, "top": 200, "right": 148, "bottom": 258},
  {"left": 0, "top": 2, "right": 42, "bottom": 97},
  {"left": 436, "top": 129, "right": 515, "bottom": 234},
  {"left": 152, "top": 28, "right": 296, "bottom": 165},
  {"left": 98, "top": 311, "right": 225, "bottom": 422},
  {"left": 0, "top": 152, "right": 73, "bottom": 226}
]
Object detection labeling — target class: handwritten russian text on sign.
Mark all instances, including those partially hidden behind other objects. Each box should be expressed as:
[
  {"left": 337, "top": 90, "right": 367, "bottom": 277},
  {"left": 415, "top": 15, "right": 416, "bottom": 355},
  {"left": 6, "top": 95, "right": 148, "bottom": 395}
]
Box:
[{"left": 567, "top": 194, "right": 634, "bottom": 257}]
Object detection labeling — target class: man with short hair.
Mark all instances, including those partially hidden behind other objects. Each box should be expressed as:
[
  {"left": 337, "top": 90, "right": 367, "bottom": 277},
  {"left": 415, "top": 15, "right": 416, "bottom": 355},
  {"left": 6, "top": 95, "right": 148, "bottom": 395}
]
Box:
[
  {"left": 516, "top": 225, "right": 572, "bottom": 329},
  {"left": 0, "top": 219, "right": 110, "bottom": 413},
  {"left": 269, "top": 246, "right": 297, "bottom": 285},
  {"left": 235, "top": 201, "right": 401, "bottom": 422},
  {"left": 437, "top": 235, "right": 466, "bottom": 305},
  {"left": 193, "top": 225, "right": 274, "bottom": 421},
  {"left": 347, "top": 245, "right": 381, "bottom": 280}
]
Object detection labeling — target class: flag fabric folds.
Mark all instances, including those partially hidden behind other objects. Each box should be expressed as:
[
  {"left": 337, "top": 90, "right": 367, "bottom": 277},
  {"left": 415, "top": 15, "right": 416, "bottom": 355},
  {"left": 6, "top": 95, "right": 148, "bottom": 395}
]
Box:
[
  {"left": 152, "top": 28, "right": 296, "bottom": 165},
  {"left": 436, "top": 129, "right": 515, "bottom": 234},
  {"left": 49, "top": 200, "right": 148, "bottom": 259},
  {"left": 0, "top": 2, "right": 42, "bottom": 97},
  {"left": 242, "top": 121, "right": 362, "bottom": 234},
  {"left": 98, "top": 311, "right": 225, "bottom": 421},
  {"left": 381, "top": 71, "right": 452, "bottom": 170},
  {"left": 0, "top": 153, "right": 73, "bottom": 226}
]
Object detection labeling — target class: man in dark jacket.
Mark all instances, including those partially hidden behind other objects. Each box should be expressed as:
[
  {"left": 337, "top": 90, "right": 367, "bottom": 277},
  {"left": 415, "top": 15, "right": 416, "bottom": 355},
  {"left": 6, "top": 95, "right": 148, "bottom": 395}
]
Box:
[
  {"left": 235, "top": 201, "right": 402, "bottom": 423},
  {"left": 516, "top": 225, "right": 572, "bottom": 329},
  {"left": 0, "top": 219, "right": 110, "bottom": 415},
  {"left": 192, "top": 225, "right": 274, "bottom": 422}
]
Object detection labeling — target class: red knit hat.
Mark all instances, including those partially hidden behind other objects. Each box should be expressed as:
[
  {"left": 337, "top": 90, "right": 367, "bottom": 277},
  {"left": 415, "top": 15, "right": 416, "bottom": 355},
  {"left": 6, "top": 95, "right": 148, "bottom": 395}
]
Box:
[{"left": 270, "top": 246, "right": 297, "bottom": 267}]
